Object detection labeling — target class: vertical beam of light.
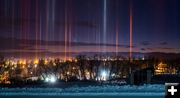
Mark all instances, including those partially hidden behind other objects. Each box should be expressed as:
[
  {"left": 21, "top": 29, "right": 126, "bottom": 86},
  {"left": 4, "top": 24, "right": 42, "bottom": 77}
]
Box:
[
  {"left": 103, "top": 0, "right": 107, "bottom": 53},
  {"left": 11, "top": 0, "right": 14, "bottom": 53},
  {"left": 39, "top": 11, "right": 42, "bottom": 58},
  {"left": 96, "top": 10, "right": 100, "bottom": 53},
  {"left": 97, "top": 19, "right": 100, "bottom": 53},
  {"left": 35, "top": 0, "right": 39, "bottom": 60},
  {"left": 87, "top": 0, "right": 90, "bottom": 51},
  {"left": 69, "top": 21, "right": 71, "bottom": 60},
  {"left": 68, "top": 1, "right": 72, "bottom": 60},
  {"left": 52, "top": 0, "right": 55, "bottom": 42},
  {"left": 20, "top": 0, "right": 24, "bottom": 59},
  {"left": 27, "top": 0, "right": 30, "bottom": 59},
  {"left": 129, "top": 0, "right": 133, "bottom": 61},
  {"left": 58, "top": 0, "right": 63, "bottom": 59},
  {"left": 23, "top": 0, "right": 28, "bottom": 59},
  {"left": 64, "top": 1, "right": 68, "bottom": 61},
  {"left": 46, "top": 0, "right": 49, "bottom": 58},
  {"left": 116, "top": 20, "right": 119, "bottom": 56},
  {"left": 115, "top": 1, "right": 119, "bottom": 56},
  {"left": 98, "top": 21, "right": 101, "bottom": 53}
]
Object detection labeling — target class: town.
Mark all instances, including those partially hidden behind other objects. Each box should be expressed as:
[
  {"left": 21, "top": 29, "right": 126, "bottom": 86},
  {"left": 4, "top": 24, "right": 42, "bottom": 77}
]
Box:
[{"left": 0, "top": 55, "right": 179, "bottom": 86}]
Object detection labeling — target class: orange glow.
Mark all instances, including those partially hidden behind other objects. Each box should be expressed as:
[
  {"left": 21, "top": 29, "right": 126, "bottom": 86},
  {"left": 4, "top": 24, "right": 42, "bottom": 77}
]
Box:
[
  {"left": 34, "top": 59, "right": 39, "bottom": 64},
  {"left": 44, "top": 59, "right": 48, "bottom": 65},
  {"left": 22, "top": 60, "right": 26, "bottom": 65},
  {"left": 68, "top": 58, "right": 72, "bottom": 62},
  {"left": 19, "top": 60, "right": 26, "bottom": 65},
  {"left": 74, "top": 59, "right": 78, "bottom": 62}
]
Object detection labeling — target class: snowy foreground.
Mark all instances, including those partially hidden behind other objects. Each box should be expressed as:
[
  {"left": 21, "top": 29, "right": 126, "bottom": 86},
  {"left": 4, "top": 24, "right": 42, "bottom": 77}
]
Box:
[{"left": 0, "top": 84, "right": 165, "bottom": 98}]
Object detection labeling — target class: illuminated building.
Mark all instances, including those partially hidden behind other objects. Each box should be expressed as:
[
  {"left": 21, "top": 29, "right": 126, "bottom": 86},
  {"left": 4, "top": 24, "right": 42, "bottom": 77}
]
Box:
[{"left": 155, "top": 62, "right": 177, "bottom": 75}]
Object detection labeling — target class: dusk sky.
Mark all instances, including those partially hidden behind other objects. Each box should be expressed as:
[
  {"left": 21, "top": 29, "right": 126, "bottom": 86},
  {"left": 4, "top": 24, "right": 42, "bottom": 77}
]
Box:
[{"left": 0, "top": 0, "right": 180, "bottom": 58}]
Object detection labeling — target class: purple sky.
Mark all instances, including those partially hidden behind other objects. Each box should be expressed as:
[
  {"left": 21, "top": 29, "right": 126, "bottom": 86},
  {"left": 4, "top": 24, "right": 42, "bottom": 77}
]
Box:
[{"left": 0, "top": 0, "right": 180, "bottom": 58}]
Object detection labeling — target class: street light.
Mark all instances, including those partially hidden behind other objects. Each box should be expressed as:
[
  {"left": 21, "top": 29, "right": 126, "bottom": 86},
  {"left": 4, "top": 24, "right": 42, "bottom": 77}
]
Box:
[
  {"left": 101, "top": 71, "right": 107, "bottom": 77},
  {"left": 50, "top": 75, "right": 56, "bottom": 83},
  {"left": 101, "top": 70, "right": 108, "bottom": 81},
  {"left": 44, "top": 75, "right": 57, "bottom": 83}
]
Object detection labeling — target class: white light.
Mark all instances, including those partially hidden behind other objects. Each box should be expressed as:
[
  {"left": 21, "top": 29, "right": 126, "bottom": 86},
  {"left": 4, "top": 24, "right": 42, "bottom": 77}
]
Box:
[
  {"left": 101, "top": 71, "right": 107, "bottom": 77},
  {"left": 45, "top": 77, "right": 49, "bottom": 82},
  {"left": 101, "top": 70, "right": 108, "bottom": 81},
  {"left": 142, "top": 57, "right": 145, "bottom": 60},
  {"left": 34, "top": 64, "right": 37, "bottom": 68},
  {"left": 50, "top": 76, "right": 56, "bottom": 83},
  {"left": 44, "top": 75, "right": 57, "bottom": 83}
]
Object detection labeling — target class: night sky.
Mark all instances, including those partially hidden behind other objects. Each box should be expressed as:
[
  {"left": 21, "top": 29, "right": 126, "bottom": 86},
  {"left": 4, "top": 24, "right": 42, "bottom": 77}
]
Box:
[{"left": 0, "top": 0, "right": 180, "bottom": 58}]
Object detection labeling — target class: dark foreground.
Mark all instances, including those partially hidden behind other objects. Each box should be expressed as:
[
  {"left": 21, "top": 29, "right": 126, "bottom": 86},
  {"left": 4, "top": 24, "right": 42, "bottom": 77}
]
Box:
[
  {"left": 0, "top": 95, "right": 164, "bottom": 98},
  {"left": 0, "top": 84, "right": 164, "bottom": 98}
]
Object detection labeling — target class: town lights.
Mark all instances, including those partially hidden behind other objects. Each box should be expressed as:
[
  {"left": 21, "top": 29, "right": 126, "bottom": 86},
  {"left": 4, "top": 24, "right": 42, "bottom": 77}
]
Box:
[
  {"left": 44, "top": 75, "right": 57, "bottom": 83},
  {"left": 19, "top": 60, "right": 26, "bottom": 65},
  {"left": 34, "top": 64, "right": 37, "bottom": 68},
  {"left": 101, "top": 70, "right": 108, "bottom": 81},
  {"left": 101, "top": 71, "right": 107, "bottom": 77},
  {"left": 34, "top": 59, "right": 39, "bottom": 65},
  {"left": 50, "top": 76, "right": 56, "bottom": 83},
  {"left": 44, "top": 59, "right": 48, "bottom": 65},
  {"left": 45, "top": 77, "right": 49, "bottom": 82}
]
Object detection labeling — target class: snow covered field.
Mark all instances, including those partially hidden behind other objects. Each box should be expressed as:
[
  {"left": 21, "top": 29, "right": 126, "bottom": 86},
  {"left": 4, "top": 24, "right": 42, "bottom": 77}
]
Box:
[{"left": 0, "top": 84, "right": 165, "bottom": 98}]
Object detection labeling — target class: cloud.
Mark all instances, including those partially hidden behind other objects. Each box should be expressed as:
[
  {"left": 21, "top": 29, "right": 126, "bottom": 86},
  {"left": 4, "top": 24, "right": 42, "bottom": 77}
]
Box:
[
  {"left": 146, "top": 48, "right": 153, "bottom": 50},
  {"left": 141, "top": 41, "right": 151, "bottom": 46},
  {"left": 158, "top": 47, "right": 174, "bottom": 50},
  {"left": 141, "top": 48, "right": 146, "bottom": 51},
  {"left": 159, "top": 42, "right": 168, "bottom": 45},
  {"left": 0, "top": 37, "right": 135, "bottom": 52}
]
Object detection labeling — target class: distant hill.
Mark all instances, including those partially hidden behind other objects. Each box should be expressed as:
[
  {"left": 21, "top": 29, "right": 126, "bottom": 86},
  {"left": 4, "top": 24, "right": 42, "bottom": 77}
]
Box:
[{"left": 2, "top": 51, "right": 180, "bottom": 59}]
